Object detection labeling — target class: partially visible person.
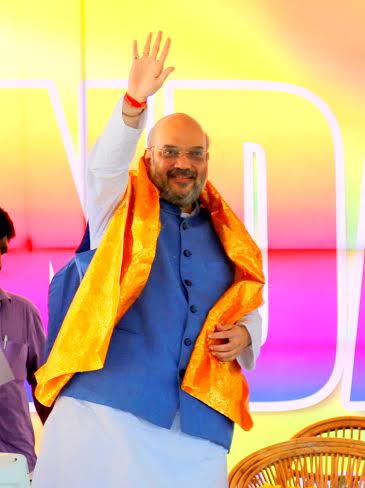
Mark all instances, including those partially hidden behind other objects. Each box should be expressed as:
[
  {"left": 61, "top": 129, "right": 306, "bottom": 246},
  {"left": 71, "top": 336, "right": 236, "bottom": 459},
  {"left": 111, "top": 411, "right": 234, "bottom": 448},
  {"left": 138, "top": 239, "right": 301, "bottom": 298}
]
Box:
[
  {"left": 32, "top": 33, "right": 264, "bottom": 488},
  {"left": 0, "top": 207, "right": 50, "bottom": 476}
]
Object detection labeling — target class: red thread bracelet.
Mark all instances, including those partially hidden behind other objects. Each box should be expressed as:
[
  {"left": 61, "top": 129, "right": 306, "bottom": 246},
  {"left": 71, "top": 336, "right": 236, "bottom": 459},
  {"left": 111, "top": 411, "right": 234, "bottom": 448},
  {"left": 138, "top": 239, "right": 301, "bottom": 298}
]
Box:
[{"left": 124, "top": 92, "right": 147, "bottom": 109}]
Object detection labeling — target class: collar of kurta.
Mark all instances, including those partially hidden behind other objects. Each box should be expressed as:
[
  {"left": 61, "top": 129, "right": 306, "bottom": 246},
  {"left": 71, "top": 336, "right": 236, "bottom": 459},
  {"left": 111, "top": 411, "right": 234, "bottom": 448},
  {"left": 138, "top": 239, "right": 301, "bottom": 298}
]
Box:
[{"left": 35, "top": 157, "right": 264, "bottom": 429}]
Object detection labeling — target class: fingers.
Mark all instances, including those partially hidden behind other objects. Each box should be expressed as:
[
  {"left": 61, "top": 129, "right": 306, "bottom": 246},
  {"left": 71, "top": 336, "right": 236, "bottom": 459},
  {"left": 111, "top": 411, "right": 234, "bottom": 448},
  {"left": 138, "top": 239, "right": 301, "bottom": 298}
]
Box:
[
  {"left": 213, "top": 353, "right": 237, "bottom": 362},
  {"left": 209, "top": 341, "right": 235, "bottom": 352},
  {"left": 129, "top": 32, "right": 173, "bottom": 99},
  {"left": 208, "top": 323, "right": 248, "bottom": 362},
  {"left": 142, "top": 32, "right": 152, "bottom": 56},
  {"left": 212, "top": 348, "right": 240, "bottom": 362},
  {"left": 141, "top": 32, "right": 171, "bottom": 63},
  {"left": 209, "top": 335, "right": 241, "bottom": 361},
  {"left": 209, "top": 329, "right": 235, "bottom": 341},
  {"left": 132, "top": 40, "right": 139, "bottom": 59},
  {"left": 158, "top": 37, "right": 171, "bottom": 64},
  {"left": 216, "top": 323, "right": 234, "bottom": 331},
  {"left": 158, "top": 66, "right": 175, "bottom": 84},
  {"left": 150, "top": 31, "right": 162, "bottom": 59}
]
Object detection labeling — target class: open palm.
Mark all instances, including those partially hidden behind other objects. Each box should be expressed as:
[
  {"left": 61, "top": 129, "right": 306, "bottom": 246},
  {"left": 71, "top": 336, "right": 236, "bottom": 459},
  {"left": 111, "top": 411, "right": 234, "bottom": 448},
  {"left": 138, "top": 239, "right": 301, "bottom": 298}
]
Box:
[{"left": 128, "top": 32, "right": 174, "bottom": 102}]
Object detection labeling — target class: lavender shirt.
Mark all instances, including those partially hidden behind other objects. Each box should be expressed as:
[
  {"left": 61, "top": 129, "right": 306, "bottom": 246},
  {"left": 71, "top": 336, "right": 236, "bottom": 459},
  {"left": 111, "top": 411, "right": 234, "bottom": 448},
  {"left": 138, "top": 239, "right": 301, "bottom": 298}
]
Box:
[{"left": 0, "top": 288, "right": 45, "bottom": 472}]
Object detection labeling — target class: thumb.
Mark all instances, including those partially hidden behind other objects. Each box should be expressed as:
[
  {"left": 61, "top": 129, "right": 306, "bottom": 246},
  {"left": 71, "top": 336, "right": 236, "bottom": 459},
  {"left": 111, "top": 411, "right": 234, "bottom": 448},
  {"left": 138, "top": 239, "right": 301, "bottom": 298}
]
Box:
[
  {"left": 158, "top": 66, "right": 175, "bottom": 84},
  {"left": 215, "top": 323, "right": 233, "bottom": 331}
]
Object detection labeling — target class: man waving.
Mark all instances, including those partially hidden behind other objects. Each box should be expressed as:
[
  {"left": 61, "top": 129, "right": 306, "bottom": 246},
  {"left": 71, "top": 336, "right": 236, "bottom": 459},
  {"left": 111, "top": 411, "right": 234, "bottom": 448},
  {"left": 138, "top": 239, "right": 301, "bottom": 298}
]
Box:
[{"left": 33, "top": 32, "right": 264, "bottom": 488}]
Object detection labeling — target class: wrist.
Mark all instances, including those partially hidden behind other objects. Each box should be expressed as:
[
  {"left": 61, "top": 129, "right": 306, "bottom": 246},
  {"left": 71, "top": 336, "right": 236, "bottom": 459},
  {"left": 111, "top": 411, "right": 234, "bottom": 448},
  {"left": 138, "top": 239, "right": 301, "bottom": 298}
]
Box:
[
  {"left": 236, "top": 322, "right": 252, "bottom": 346},
  {"left": 125, "top": 91, "right": 147, "bottom": 107},
  {"left": 122, "top": 108, "right": 145, "bottom": 118}
]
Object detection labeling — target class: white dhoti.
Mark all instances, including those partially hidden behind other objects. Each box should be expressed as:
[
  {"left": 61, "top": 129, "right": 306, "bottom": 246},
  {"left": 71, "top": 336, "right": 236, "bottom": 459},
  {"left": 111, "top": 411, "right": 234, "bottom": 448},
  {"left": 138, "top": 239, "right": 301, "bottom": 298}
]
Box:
[{"left": 32, "top": 396, "right": 228, "bottom": 488}]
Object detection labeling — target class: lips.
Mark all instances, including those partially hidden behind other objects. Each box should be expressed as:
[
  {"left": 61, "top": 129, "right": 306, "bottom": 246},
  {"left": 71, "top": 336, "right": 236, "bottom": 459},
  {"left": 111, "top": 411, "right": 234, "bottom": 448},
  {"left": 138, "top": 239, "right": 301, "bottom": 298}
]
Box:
[
  {"left": 170, "top": 175, "right": 194, "bottom": 181},
  {"left": 169, "top": 176, "right": 195, "bottom": 187},
  {"left": 167, "top": 169, "right": 197, "bottom": 180}
]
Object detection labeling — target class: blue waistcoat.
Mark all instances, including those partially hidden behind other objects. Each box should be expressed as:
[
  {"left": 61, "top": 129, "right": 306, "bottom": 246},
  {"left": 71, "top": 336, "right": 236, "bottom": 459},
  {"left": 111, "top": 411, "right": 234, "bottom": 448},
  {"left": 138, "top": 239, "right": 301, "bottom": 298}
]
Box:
[{"left": 47, "top": 201, "right": 235, "bottom": 449}]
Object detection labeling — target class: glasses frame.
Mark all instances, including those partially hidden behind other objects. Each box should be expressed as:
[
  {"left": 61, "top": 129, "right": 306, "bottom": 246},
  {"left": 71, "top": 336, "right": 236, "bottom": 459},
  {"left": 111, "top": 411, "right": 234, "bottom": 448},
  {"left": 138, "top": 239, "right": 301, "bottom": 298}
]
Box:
[{"left": 149, "top": 145, "right": 209, "bottom": 163}]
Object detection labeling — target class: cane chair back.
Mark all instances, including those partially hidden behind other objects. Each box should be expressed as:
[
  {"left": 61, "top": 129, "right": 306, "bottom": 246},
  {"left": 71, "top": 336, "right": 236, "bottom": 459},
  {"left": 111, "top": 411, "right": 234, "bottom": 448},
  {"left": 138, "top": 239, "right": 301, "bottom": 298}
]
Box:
[
  {"left": 229, "top": 438, "right": 365, "bottom": 488},
  {"left": 229, "top": 440, "right": 298, "bottom": 486},
  {"left": 292, "top": 416, "right": 365, "bottom": 442}
]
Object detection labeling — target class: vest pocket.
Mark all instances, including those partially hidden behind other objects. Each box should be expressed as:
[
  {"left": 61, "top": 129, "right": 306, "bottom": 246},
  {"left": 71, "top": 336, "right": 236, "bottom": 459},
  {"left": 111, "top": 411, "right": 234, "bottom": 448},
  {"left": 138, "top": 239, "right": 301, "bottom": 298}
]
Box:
[{"left": 114, "top": 323, "right": 141, "bottom": 334}]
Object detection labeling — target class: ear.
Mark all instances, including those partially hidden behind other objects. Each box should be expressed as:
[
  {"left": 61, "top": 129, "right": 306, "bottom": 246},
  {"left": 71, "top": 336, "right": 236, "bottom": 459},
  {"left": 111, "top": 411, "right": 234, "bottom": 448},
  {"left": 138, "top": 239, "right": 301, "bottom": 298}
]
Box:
[{"left": 144, "top": 148, "right": 152, "bottom": 169}]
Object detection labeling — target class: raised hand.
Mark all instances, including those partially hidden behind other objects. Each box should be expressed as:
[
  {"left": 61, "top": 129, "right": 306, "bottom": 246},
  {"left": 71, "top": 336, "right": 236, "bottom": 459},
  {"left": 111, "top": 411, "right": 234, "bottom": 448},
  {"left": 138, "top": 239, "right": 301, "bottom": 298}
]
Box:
[{"left": 127, "top": 31, "right": 174, "bottom": 103}]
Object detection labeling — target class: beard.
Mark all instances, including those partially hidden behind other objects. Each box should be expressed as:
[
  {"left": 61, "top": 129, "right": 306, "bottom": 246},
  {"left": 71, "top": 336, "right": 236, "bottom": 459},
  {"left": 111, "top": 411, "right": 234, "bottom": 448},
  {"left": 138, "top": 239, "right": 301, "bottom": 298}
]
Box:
[{"left": 149, "top": 167, "right": 206, "bottom": 208}]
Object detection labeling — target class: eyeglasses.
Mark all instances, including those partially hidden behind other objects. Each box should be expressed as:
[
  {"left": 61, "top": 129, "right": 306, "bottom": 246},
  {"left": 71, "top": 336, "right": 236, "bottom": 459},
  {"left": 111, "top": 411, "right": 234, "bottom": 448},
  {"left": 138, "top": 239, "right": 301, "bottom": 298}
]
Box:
[{"left": 150, "top": 146, "right": 208, "bottom": 163}]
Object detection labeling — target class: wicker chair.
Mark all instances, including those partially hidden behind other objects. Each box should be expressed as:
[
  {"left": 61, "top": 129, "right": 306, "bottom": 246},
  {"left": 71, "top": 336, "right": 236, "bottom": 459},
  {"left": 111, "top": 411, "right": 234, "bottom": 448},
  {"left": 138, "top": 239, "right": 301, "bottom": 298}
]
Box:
[
  {"left": 292, "top": 416, "right": 365, "bottom": 442},
  {"left": 229, "top": 440, "right": 297, "bottom": 486},
  {"left": 229, "top": 438, "right": 365, "bottom": 487}
]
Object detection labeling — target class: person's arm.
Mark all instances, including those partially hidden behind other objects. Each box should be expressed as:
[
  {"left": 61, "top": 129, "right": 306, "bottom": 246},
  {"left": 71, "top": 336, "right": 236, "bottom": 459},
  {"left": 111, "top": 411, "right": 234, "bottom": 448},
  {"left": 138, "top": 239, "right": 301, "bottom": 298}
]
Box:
[
  {"left": 26, "top": 305, "right": 53, "bottom": 423},
  {"left": 87, "top": 100, "right": 146, "bottom": 249},
  {"left": 235, "top": 309, "right": 262, "bottom": 370},
  {"left": 88, "top": 31, "right": 174, "bottom": 249},
  {"left": 208, "top": 309, "right": 263, "bottom": 370}
]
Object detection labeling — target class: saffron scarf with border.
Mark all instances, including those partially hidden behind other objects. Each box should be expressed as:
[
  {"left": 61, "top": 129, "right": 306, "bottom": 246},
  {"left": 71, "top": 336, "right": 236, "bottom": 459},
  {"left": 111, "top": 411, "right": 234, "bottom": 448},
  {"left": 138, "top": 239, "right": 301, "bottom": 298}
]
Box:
[{"left": 35, "top": 157, "right": 264, "bottom": 429}]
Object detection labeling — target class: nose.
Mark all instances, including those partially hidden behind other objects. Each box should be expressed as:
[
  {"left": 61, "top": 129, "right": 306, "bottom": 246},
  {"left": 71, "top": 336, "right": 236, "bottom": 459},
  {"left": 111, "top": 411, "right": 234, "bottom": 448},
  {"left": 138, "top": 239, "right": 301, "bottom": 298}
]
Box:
[{"left": 173, "top": 153, "right": 192, "bottom": 169}]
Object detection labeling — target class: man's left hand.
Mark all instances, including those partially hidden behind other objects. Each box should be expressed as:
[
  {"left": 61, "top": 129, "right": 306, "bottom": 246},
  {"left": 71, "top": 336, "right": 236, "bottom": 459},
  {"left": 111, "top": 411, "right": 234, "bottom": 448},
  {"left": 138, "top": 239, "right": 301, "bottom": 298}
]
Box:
[{"left": 208, "top": 323, "right": 251, "bottom": 362}]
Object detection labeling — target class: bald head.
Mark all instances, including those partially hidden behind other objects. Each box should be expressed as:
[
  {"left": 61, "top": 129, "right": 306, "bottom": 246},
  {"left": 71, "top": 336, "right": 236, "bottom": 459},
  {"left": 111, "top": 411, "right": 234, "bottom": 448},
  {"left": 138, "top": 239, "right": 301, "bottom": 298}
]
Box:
[{"left": 147, "top": 113, "right": 210, "bottom": 149}]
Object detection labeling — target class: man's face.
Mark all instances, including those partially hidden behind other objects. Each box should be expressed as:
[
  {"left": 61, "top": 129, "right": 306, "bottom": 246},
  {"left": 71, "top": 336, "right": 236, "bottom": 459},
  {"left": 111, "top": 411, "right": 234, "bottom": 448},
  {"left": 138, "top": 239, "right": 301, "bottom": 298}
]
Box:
[
  {"left": 145, "top": 115, "right": 209, "bottom": 210},
  {"left": 0, "top": 236, "right": 9, "bottom": 272}
]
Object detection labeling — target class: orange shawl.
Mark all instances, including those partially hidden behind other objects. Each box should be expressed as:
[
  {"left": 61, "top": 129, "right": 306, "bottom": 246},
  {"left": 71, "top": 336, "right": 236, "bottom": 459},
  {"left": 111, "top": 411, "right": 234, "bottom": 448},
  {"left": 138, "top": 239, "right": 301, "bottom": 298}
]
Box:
[{"left": 35, "top": 157, "right": 264, "bottom": 429}]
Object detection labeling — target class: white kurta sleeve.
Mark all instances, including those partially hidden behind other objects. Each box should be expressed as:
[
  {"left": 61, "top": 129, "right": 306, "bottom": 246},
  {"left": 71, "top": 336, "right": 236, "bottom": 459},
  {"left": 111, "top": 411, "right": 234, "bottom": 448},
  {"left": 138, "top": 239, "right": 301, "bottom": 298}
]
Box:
[
  {"left": 236, "top": 309, "right": 262, "bottom": 371},
  {"left": 87, "top": 98, "right": 147, "bottom": 249}
]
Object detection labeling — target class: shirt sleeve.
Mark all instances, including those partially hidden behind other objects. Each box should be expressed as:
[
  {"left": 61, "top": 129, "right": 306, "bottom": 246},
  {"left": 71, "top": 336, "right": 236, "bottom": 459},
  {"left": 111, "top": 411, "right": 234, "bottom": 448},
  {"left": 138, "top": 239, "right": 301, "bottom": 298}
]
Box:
[
  {"left": 87, "top": 98, "right": 147, "bottom": 249},
  {"left": 26, "top": 304, "right": 46, "bottom": 387},
  {"left": 25, "top": 303, "right": 54, "bottom": 422},
  {"left": 236, "top": 309, "right": 262, "bottom": 371}
]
